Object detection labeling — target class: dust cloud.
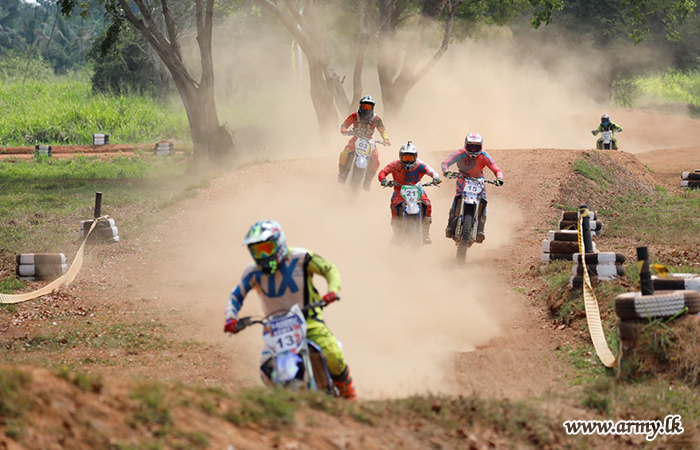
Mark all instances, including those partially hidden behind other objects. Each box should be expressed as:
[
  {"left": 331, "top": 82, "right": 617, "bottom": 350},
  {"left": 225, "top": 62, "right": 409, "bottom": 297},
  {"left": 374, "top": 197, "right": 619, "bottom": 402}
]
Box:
[
  {"left": 164, "top": 14, "right": 687, "bottom": 398},
  {"left": 165, "top": 158, "right": 522, "bottom": 399}
]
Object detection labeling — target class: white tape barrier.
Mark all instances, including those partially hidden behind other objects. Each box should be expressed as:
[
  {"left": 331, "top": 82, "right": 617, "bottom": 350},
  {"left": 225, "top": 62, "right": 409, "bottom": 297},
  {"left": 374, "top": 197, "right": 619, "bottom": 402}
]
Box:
[{"left": 0, "top": 218, "right": 102, "bottom": 304}]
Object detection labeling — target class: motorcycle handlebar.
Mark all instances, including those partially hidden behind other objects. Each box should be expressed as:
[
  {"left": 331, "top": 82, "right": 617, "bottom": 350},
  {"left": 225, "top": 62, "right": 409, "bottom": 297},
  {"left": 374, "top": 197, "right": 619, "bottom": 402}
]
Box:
[
  {"left": 444, "top": 172, "right": 499, "bottom": 185},
  {"left": 343, "top": 131, "right": 387, "bottom": 146},
  {"left": 233, "top": 300, "right": 336, "bottom": 333},
  {"left": 383, "top": 180, "right": 437, "bottom": 188}
]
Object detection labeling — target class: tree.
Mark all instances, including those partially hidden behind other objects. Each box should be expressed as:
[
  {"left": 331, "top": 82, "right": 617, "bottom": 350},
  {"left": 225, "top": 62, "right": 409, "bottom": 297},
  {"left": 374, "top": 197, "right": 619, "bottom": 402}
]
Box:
[
  {"left": 58, "top": 0, "right": 234, "bottom": 164},
  {"left": 256, "top": 0, "right": 694, "bottom": 138}
]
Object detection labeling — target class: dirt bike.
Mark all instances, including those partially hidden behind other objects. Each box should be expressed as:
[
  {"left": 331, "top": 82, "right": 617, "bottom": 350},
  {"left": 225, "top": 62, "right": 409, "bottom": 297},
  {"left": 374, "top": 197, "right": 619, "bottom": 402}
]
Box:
[
  {"left": 445, "top": 172, "right": 500, "bottom": 262},
  {"left": 383, "top": 180, "right": 438, "bottom": 246},
  {"left": 233, "top": 302, "right": 338, "bottom": 397},
  {"left": 592, "top": 128, "right": 622, "bottom": 150},
  {"left": 343, "top": 131, "right": 387, "bottom": 192}
]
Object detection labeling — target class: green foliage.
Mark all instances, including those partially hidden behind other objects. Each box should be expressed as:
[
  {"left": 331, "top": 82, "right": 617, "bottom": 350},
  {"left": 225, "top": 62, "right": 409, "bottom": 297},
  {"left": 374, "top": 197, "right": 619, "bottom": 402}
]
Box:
[
  {"left": 0, "top": 51, "right": 54, "bottom": 82},
  {"left": 0, "top": 277, "right": 26, "bottom": 294},
  {"left": 0, "top": 0, "right": 104, "bottom": 75},
  {"left": 605, "top": 188, "right": 700, "bottom": 247},
  {"left": 0, "top": 78, "right": 188, "bottom": 146},
  {"left": 0, "top": 155, "right": 193, "bottom": 259},
  {"left": 87, "top": 25, "right": 162, "bottom": 97},
  {"left": 223, "top": 387, "right": 298, "bottom": 427},
  {"left": 129, "top": 382, "right": 173, "bottom": 435},
  {"left": 56, "top": 367, "right": 103, "bottom": 393},
  {"left": 572, "top": 158, "right": 615, "bottom": 189},
  {"left": 0, "top": 368, "right": 31, "bottom": 422},
  {"left": 613, "top": 69, "right": 700, "bottom": 113},
  {"left": 582, "top": 377, "right": 614, "bottom": 415}
]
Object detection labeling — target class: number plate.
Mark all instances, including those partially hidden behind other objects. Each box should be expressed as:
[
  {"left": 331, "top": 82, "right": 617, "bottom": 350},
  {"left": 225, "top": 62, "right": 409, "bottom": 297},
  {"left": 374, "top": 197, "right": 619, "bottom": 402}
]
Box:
[
  {"left": 355, "top": 138, "right": 371, "bottom": 155},
  {"left": 401, "top": 185, "right": 422, "bottom": 215},
  {"left": 267, "top": 314, "right": 304, "bottom": 353},
  {"left": 601, "top": 131, "right": 613, "bottom": 142},
  {"left": 462, "top": 179, "right": 482, "bottom": 194}
]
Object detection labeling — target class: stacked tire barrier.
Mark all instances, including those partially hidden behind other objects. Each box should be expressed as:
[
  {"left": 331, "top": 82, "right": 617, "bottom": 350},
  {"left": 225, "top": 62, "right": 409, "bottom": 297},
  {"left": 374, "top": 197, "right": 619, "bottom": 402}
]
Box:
[
  {"left": 680, "top": 170, "right": 700, "bottom": 189},
  {"left": 617, "top": 247, "right": 700, "bottom": 367},
  {"left": 79, "top": 192, "right": 120, "bottom": 243},
  {"left": 79, "top": 218, "right": 120, "bottom": 243},
  {"left": 541, "top": 210, "right": 599, "bottom": 265},
  {"left": 570, "top": 252, "right": 626, "bottom": 288},
  {"left": 154, "top": 141, "right": 173, "bottom": 156},
  {"left": 557, "top": 210, "right": 602, "bottom": 236},
  {"left": 34, "top": 145, "right": 52, "bottom": 158},
  {"left": 540, "top": 207, "right": 626, "bottom": 289},
  {"left": 652, "top": 272, "right": 700, "bottom": 293},
  {"left": 93, "top": 133, "right": 110, "bottom": 146},
  {"left": 15, "top": 253, "right": 67, "bottom": 281}
]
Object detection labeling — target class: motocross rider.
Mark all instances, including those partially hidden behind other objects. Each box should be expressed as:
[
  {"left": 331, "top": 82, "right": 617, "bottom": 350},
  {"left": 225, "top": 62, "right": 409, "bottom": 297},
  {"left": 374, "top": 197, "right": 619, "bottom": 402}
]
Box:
[
  {"left": 591, "top": 114, "right": 623, "bottom": 149},
  {"left": 378, "top": 141, "right": 442, "bottom": 244},
  {"left": 338, "top": 95, "right": 391, "bottom": 190},
  {"left": 441, "top": 132, "right": 503, "bottom": 243},
  {"left": 224, "top": 220, "right": 357, "bottom": 401}
]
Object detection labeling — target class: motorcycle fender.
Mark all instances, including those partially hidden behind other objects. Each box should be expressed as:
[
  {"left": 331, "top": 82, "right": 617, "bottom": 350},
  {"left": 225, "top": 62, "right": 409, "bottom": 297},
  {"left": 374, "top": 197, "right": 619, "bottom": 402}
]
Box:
[
  {"left": 355, "top": 154, "right": 368, "bottom": 170},
  {"left": 273, "top": 352, "right": 302, "bottom": 383}
]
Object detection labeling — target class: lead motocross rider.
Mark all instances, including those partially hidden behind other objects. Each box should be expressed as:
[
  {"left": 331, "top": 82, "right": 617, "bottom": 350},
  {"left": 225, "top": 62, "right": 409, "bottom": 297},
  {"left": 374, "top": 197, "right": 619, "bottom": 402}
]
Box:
[
  {"left": 591, "top": 113, "right": 623, "bottom": 149},
  {"left": 224, "top": 220, "right": 357, "bottom": 401},
  {"left": 338, "top": 95, "right": 391, "bottom": 190},
  {"left": 441, "top": 132, "right": 504, "bottom": 243},
  {"left": 378, "top": 141, "right": 442, "bottom": 244}
]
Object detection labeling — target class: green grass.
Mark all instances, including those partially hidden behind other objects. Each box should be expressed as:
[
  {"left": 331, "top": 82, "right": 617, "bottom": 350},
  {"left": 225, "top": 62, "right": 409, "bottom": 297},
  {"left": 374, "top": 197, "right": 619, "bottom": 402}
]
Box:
[
  {"left": 0, "top": 155, "right": 210, "bottom": 272},
  {"left": 612, "top": 69, "right": 700, "bottom": 116},
  {"left": 572, "top": 158, "right": 615, "bottom": 189},
  {"left": 604, "top": 189, "right": 700, "bottom": 247},
  {"left": 0, "top": 78, "right": 189, "bottom": 146}
]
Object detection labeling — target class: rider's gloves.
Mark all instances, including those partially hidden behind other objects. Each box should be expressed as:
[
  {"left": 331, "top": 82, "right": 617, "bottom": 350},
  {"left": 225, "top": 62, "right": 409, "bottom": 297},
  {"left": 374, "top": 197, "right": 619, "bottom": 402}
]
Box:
[
  {"left": 433, "top": 176, "right": 442, "bottom": 185},
  {"left": 494, "top": 178, "right": 504, "bottom": 187},
  {"left": 341, "top": 128, "right": 350, "bottom": 136},
  {"left": 443, "top": 171, "right": 454, "bottom": 178},
  {"left": 380, "top": 178, "right": 389, "bottom": 187},
  {"left": 322, "top": 292, "right": 340, "bottom": 306},
  {"left": 616, "top": 128, "right": 622, "bottom": 132},
  {"left": 224, "top": 318, "right": 238, "bottom": 334},
  {"left": 384, "top": 138, "right": 391, "bottom": 146},
  {"left": 591, "top": 130, "right": 598, "bottom": 135}
]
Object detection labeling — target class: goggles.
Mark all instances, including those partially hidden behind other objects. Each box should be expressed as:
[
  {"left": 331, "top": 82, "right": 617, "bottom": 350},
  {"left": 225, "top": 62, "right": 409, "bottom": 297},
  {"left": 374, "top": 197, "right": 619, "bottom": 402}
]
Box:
[
  {"left": 249, "top": 241, "right": 277, "bottom": 260},
  {"left": 360, "top": 103, "right": 374, "bottom": 111},
  {"left": 400, "top": 153, "right": 417, "bottom": 164},
  {"left": 466, "top": 144, "right": 481, "bottom": 154}
]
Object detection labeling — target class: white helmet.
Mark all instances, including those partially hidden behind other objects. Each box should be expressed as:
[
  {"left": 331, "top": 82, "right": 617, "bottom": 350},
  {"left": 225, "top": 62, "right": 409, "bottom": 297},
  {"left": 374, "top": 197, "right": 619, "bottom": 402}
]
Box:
[
  {"left": 358, "top": 95, "right": 376, "bottom": 119},
  {"left": 464, "top": 132, "right": 483, "bottom": 158},
  {"left": 399, "top": 141, "right": 418, "bottom": 169}
]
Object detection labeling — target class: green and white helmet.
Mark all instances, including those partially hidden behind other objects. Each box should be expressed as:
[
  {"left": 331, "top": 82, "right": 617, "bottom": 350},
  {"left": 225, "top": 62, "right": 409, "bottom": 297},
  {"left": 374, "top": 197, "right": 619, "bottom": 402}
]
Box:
[{"left": 244, "top": 220, "right": 288, "bottom": 275}]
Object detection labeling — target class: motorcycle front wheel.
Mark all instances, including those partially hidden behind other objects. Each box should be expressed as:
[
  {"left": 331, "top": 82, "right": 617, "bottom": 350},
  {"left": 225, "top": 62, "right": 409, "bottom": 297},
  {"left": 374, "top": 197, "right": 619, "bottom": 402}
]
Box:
[
  {"left": 456, "top": 212, "right": 474, "bottom": 262},
  {"left": 405, "top": 213, "right": 422, "bottom": 246}
]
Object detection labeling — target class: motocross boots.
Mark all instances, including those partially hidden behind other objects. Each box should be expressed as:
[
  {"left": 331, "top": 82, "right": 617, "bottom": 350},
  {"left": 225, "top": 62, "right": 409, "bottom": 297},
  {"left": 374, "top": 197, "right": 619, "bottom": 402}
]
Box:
[
  {"left": 332, "top": 367, "right": 357, "bottom": 401},
  {"left": 423, "top": 217, "right": 432, "bottom": 244},
  {"left": 476, "top": 214, "right": 487, "bottom": 243}
]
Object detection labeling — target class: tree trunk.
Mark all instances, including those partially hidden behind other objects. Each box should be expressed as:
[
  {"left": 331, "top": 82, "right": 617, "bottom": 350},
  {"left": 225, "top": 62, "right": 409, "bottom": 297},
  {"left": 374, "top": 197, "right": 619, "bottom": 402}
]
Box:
[
  {"left": 307, "top": 60, "right": 339, "bottom": 141},
  {"left": 173, "top": 77, "right": 233, "bottom": 165}
]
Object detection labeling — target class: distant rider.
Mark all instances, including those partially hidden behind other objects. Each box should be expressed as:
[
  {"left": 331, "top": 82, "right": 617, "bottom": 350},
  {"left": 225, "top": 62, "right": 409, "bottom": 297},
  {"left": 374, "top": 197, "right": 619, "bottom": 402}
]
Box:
[
  {"left": 378, "top": 141, "right": 442, "bottom": 244},
  {"left": 591, "top": 114, "right": 623, "bottom": 149},
  {"left": 224, "top": 220, "right": 357, "bottom": 401},
  {"left": 441, "top": 132, "right": 503, "bottom": 243},
  {"left": 338, "top": 95, "right": 391, "bottom": 190}
]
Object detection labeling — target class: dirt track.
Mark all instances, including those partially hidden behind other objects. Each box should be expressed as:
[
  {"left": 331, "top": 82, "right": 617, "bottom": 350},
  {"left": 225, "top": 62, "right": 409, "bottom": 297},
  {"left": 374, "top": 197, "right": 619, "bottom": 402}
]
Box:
[{"left": 59, "top": 108, "right": 700, "bottom": 401}]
